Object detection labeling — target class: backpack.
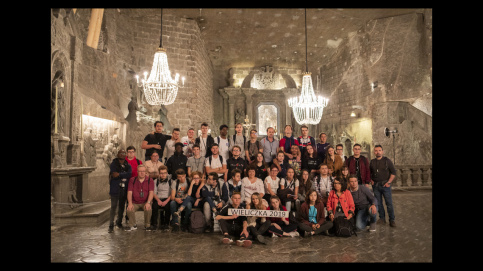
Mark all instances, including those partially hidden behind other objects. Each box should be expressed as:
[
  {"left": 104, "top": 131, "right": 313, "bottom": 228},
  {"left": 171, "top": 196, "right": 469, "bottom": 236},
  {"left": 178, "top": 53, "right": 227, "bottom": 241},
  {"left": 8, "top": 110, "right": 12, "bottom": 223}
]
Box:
[
  {"left": 333, "top": 216, "right": 357, "bottom": 237},
  {"left": 189, "top": 210, "right": 206, "bottom": 233}
]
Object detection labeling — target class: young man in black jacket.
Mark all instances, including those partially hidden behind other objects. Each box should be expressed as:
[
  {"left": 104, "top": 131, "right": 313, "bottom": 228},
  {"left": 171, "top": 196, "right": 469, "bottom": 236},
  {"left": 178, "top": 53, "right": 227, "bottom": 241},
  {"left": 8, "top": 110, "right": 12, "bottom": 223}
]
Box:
[
  {"left": 108, "top": 149, "right": 132, "bottom": 233},
  {"left": 166, "top": 142, "right": 188, "bottom": 180},
  {"left": 195, "top": 122, "right": 215, "bottom": 157}
]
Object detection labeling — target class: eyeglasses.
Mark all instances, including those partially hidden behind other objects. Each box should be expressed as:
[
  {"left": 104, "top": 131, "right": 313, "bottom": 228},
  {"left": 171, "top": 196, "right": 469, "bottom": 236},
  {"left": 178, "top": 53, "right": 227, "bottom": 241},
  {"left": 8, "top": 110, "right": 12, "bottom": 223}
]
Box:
[
  {"left": 333, "top": 182, "right": 341, "bottom": 185},
  {"left": 127, "top": 150, "right": 135, "bottom": 153}
]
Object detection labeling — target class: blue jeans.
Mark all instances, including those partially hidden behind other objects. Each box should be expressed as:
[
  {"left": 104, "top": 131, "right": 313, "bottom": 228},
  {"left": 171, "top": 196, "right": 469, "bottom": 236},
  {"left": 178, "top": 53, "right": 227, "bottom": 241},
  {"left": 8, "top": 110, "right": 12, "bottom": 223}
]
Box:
[
  {"left": 355, "top": 205, "right": 378, "bottom": 230},
  {"left": 170, "top": 198, "right": 192, "bottom": 226},
  {"left": 372, "top": 182, "right": 395, "bottom": 222}
]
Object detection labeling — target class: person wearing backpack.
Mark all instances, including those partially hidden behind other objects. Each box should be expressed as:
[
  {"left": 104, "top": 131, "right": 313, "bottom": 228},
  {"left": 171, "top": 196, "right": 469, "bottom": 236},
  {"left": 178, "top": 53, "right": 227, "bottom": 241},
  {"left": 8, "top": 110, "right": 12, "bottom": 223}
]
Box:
[
  {"left": 215, "top": 124, "right": 230, "bottom": 163},
  {"left": 229, "top": 123, "right": 247, "bottom": 159},
  {"left": 205, "top": 143, "right": 227, "bottom": 182},
  {"left": 169, "top": 168, "right": 191, "bottom": 232},
  {"left": 172, "top": 170, "right": 203, "bottom": 232},
  {"left": 370, "top": 145, "right": 397, "bottom": 227},
  {"left": 125, "top": 164, "right": 155, "bottom": 231},
  {"left": 327, "top": 177, "right": 356, "bottom": 236},
  {"left": 201, "top": 172, "right": 224, "bottom": 232},
  {"left": 151, "top": 165, "right": 172, "bottom": 231}
]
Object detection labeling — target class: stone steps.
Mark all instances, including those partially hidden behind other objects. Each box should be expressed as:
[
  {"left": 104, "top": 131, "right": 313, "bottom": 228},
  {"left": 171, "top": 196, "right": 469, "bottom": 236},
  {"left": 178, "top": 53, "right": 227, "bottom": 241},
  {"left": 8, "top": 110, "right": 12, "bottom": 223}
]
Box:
[{"left": 54, "top": 200, "right": 111, "bottom": 226}]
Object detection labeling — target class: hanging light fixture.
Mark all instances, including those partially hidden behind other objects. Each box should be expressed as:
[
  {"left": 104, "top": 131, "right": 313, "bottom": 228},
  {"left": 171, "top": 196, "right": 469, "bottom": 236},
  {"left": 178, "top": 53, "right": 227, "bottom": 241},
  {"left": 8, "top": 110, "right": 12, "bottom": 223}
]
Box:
[
  {"left": 288, "top": 8, "right": 328, "bottom": 125},
  {"left": 136, "top": 8, "right": 185, "bottom": 105}
]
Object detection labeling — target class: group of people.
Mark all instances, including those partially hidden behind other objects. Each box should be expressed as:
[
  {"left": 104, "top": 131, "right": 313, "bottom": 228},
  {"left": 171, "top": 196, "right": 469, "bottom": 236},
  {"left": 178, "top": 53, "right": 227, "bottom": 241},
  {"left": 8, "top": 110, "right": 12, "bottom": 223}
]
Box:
[{"left": 108, "top": 121, "right": 397, "bottom": 247}]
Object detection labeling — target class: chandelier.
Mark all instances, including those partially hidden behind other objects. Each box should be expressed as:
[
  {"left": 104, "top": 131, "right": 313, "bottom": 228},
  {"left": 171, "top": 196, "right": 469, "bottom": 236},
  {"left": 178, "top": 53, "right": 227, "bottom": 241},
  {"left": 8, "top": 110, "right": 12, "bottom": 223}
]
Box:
[
  {"left": 288, "top": 9, "right": 328, "bottom": 125},
  {"left": 136, "top": 8, "right": 184, "bottom": 105}
]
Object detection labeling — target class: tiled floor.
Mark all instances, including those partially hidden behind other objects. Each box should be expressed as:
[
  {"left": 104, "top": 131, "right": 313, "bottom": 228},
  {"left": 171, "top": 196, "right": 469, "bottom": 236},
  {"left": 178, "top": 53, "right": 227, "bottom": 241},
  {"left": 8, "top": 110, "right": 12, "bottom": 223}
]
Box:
[{"left": 50, "top": 189, "right": 432, "bottom": 262}]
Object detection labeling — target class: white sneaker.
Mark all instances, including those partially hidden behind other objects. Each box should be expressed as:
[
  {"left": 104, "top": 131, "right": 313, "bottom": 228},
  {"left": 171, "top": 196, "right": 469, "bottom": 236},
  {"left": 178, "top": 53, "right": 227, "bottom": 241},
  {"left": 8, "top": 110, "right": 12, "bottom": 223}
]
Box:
[
  {"left": 369, "top": 222, "right": 376, "bottom": 232},
  {"left": 289, "top": 231, "right": 300, "bottom": 237},
  {"left": 271, "top": 233, "right": 278, "bottom": 238}
]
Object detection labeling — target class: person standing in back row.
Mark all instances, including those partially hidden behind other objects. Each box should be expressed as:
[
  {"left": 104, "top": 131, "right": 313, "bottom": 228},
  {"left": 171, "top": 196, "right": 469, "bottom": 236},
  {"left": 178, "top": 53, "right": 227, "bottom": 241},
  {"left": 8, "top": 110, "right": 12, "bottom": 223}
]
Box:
[
  {"left": 259, "top": 127, "right": 279, "bottom": 167},
  {"left": 370, "top": 145, "right": 397, "bottom": 227},
  {"left": 345, "top": 143, "right": 371, "bottom": 187},
  {"left": 141, "top": 121, "right": 171, "bottom": 162}
]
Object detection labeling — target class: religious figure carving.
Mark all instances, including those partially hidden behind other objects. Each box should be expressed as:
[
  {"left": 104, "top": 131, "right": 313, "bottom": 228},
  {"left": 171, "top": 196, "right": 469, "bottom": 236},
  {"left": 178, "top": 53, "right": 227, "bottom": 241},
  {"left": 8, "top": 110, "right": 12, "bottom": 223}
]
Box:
[
  {"left": 159, "top": 105, "right": 173, "bottom": 134},
  {"left": 51, "top": 71, "right": 65, "bottom": 135},
  {"left": 235, "top": 108, "right": 245, "bottom": 125},
  {"left": 258, "top": 105, "right": 278, "bottom": 135},
  {"left": 125, "top": 96, "right": 139, "bottom": 129},
  {"left": 83, "top": 127, "right": 97, "bottom": 167}
]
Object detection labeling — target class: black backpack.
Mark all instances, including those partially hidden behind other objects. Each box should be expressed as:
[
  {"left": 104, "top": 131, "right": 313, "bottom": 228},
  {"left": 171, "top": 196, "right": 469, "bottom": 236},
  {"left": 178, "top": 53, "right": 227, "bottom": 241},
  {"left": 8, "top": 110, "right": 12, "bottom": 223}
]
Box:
[
  {"left": 333, "top": 216, "right": 357, "bottom": 237},
  {"left": 189, "top": 210, "right": 206, "bottom": 233}
]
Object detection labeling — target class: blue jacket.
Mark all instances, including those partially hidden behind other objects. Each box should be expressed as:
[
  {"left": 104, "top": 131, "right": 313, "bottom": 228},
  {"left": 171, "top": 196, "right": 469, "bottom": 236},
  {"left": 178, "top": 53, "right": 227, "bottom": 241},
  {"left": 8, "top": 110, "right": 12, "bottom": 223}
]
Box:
[{"left": 109, "top": 158, "right": 132, "bottom": 196}]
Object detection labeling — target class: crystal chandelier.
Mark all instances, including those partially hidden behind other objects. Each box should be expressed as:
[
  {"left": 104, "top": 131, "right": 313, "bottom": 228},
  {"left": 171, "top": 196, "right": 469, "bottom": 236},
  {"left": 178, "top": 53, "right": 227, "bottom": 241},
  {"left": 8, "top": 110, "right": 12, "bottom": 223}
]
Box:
[
  {"left": 288, "top": 8, "right": 328, "bottom": 125},
  {"left": 136, "top": 9, "right": 184, "bottom": 105},
  {"left": 288, "top": 72, "right": 329, "bottom": 125}
]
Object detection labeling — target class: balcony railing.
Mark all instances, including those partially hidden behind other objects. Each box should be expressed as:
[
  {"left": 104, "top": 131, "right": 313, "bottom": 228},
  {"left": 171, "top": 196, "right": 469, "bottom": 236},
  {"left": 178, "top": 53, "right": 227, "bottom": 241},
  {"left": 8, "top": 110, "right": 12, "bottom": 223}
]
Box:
[{"left": 392, "top": 165, "right": 432, "bottom": 188}]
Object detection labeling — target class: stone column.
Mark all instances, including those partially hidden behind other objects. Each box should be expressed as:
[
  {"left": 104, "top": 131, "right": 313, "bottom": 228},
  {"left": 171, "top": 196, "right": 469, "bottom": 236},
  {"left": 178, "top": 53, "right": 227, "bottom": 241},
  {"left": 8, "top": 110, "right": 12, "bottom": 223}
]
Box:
[
  {"left": 420, "top": 166, "right": 430, "bottom": 186},
  {"left": 218, "top": 89, "right": 229, "bottom": 125},
  {"left": 410, "top": 168, "right": 420, "bottom": 186},
  {"left": 242, "top": 88, "right": 257, "bottom": 123},
  {"left": 224, "top": 87, "right": 242, "bottom": 135},
  {"left": 282, "top": 88, "right": 299, "bottom": 132},
  {"left": 400, "top": 168, "right": 410, "bottom": 187}
]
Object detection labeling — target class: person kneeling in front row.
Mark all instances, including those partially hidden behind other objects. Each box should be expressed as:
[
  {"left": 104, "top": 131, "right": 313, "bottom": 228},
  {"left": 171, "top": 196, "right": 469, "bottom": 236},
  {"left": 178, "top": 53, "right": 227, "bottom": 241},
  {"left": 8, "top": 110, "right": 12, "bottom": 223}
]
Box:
[
  {"left": 216, "top": 192, "right": 252, "bottom": 247},
  {"left": 298, "top": 188, "right": 333, "bottom": 237}
]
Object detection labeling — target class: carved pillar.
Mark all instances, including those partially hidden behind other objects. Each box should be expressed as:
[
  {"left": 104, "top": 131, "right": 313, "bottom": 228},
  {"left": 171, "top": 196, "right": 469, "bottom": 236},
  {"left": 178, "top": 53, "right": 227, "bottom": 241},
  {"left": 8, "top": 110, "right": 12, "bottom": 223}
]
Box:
[
  {"left": 52, "top": 133, "right": 71, "bottom": 168},
  {"left": 400, "top": 168, "right": 410, "bottom": 187},
  {"left": 242, "top": 88, "right": 257, "bottom": 123},
  {"left": 224, "top": 88, "right": 242, "bottom": 135},
  {"left": 392, "top": 168, "right": 400, "bottom": 187},
  {"left": 410, "top": 168, "right": 420, "bottom": 186},
  {"left": 420, "top": 167, "right": 430, "bottom": 186},
  {"left": 282, "top": 88, "right": 298, "bottom": 133},
  {"left": 218, "top": 89, "right": 229, "bottom": 125}
]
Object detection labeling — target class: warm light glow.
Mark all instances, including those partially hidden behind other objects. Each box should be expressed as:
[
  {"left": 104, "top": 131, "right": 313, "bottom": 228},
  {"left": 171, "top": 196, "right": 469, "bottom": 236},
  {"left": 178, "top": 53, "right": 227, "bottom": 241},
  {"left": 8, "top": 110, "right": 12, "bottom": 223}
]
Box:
[
  {"left": 139, "top": 48, "right": 181, "bottom": 105},
  {"left": 288, "top": 73, "right": 328, "bottom": 125}
]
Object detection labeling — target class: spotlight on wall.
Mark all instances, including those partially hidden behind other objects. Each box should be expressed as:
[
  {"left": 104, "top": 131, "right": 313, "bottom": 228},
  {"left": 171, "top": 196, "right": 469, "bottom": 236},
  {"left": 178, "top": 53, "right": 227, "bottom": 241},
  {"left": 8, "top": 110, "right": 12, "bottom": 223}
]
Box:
[{"left": 371, "top": 81, "right": 378, "bottom": 91}]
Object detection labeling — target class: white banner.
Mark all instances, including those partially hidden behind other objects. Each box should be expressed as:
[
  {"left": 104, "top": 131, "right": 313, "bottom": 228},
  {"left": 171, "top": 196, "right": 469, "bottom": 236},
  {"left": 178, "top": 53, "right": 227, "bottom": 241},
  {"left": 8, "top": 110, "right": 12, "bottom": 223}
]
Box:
[{"left": 228, "top": 208, "right": 288, "bottom": 218}]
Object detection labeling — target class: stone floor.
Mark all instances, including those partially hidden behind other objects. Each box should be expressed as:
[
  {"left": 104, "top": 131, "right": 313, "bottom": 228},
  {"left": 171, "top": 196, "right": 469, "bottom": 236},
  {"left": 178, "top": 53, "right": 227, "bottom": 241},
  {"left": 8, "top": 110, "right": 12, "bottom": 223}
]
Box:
[{"left": 50, "top": 189, "right": 432, "bottom": 263}]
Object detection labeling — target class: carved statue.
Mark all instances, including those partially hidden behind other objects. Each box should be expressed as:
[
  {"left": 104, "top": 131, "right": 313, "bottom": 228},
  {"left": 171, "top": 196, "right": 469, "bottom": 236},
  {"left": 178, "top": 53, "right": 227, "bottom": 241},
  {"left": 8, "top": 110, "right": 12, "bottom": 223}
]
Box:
[
  {"left": 235, "top": 108, "right": 245, "bottom": 125},
  {"left": 158, "top": 105, "right": 173, "bottom": 134},
  {"left": 125, "top": 96, "right": 139, "bottom": 129},
  {"left": 83, "top": 127, "right": 97, "bottom": 167}
]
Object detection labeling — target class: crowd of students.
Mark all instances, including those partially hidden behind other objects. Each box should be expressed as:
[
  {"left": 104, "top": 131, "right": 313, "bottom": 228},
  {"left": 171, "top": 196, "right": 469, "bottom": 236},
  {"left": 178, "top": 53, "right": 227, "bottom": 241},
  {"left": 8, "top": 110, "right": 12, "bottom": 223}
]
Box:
[{"left": 108, "top": 121, "right": 397, "bottom": 247}]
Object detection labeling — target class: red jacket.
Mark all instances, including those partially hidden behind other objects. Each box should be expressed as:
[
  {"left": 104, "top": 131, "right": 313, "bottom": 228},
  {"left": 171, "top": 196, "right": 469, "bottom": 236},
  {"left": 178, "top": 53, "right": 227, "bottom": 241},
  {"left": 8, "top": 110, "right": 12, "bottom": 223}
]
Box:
[
  {"left": 344, "top": 155, "right": 371, "bottom": 184},
  {"left": 326, "top": 189, "right": 355, "bottom": 218}
]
